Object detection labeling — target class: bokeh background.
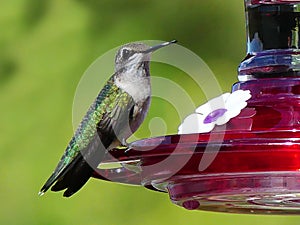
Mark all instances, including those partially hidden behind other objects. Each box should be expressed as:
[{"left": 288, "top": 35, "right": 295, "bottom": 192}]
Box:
[{"left": 2, "top": 0, "right": 300, "bottom": 224}]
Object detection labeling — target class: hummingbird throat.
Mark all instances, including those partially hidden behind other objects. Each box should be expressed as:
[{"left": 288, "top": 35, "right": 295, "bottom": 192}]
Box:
[{"left": 114, "top": 64, "right": 151, "bottom": 103}]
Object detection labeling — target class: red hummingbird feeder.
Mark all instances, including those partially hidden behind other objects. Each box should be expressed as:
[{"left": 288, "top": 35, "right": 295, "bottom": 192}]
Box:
[{"left": 93, "top": 0, "right": 300, "bottom": 214}]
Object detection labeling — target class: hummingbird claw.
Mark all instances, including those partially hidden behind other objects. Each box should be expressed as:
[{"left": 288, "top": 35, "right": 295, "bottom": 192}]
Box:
[{"left": 124, "top": 142, "right": 134, "bottom": 154}]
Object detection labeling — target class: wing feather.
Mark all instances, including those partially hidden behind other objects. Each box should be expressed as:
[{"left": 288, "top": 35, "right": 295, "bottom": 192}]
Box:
[{"left": 40, "top": 75, "right": 135, "bottom": 196}]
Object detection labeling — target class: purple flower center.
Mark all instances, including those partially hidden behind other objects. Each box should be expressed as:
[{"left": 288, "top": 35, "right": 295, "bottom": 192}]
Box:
[{"left": 203, "top": 108, "right": 227, "bottom": 124}]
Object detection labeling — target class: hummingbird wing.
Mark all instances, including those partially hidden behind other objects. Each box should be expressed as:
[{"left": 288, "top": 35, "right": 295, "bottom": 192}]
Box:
[{"left": 39, "top": 76, "right": 136, "bottom": 197}]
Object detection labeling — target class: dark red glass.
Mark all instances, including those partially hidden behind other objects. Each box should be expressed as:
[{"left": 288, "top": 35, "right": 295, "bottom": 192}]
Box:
[{"left": 92, "top": 1, "right": 300, "bottom": 214}]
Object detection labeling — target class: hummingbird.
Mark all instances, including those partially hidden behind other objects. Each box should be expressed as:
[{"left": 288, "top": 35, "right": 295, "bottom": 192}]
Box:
[{"left": 39, "top": 40, "right": 177, "bottom": 197}]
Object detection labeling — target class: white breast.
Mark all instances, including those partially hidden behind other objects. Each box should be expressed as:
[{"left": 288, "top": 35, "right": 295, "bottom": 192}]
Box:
[{"left": 114, "top": 69, "right": 151, "bottom": 103}]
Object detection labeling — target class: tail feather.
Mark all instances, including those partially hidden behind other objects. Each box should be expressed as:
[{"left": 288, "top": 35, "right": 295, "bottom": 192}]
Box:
[
  {"left": 52, "top": 156, "right": 95, "bottom": 197},
  {"left": 39, "top": 152, "right": 83, "bottom": 196},
  {"left": 51, "top": 153, "right": 97, "bottom": 197},
  {"left": 39, "top": 161, "right": 72, "bottom": 195},
  {"left": 49, "top": 153, "right": 84, "bottom": 192},
  {"left": 39, "top": 133, "right": 110, "bottom": 197}
]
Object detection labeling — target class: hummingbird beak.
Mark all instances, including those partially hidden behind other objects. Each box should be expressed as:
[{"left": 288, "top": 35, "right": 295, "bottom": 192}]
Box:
[{"left": 143, "top": 40, "right": 177, "bottom": 54}]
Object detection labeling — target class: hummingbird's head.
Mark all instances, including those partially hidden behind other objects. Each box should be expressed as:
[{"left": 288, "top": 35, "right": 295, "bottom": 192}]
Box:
[
  {"left": 115, "top": 43, "right": 150, "bottom": 71},
  {"left": 115, "top": 40, "right": 177, "bottom": 71}
]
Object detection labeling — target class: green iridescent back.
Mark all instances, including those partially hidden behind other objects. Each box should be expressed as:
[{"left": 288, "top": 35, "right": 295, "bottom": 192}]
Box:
[{"left": 56, "top": 75, "right": 132, "bottom": 169}]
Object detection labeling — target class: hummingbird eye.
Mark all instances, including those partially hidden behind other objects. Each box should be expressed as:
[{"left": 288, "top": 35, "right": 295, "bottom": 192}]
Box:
[{"left": 122, "top": 49, "right": 133, "bottom": 60}]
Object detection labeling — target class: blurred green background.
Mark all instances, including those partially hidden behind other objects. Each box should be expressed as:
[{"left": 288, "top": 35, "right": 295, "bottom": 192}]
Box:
[{"left": 2, "top": 0, "right": 300, "bottom": 224}]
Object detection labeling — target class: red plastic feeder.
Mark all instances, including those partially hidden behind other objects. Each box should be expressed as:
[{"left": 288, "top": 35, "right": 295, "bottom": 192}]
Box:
[{"left": 93, "top": 0, "right": 300, "bottom": 214}]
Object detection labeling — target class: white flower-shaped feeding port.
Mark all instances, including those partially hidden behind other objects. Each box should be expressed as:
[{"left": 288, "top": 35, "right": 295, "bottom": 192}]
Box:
[{"left": 178, "top": 90, "right": 252, "bottom": 134}]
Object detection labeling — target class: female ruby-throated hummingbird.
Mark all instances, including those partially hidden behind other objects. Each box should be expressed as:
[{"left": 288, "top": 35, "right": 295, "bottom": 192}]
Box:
[{"left": 39, "top": 40, "right": 177, "bottom": 197}]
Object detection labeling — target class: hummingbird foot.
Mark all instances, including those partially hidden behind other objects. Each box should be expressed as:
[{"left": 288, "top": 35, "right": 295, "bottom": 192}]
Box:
[
  {"left": 114, "top": 139, "right": 133, "bottom": 154},
  {"left": 121, "top": 138, "right": 128, "bottom": 147},
  {"left": 124, "top": 144, "right": 134, "bottom": 154},
  {"left": 121, "top": 138, "right": 135, "bottom": 154}
]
